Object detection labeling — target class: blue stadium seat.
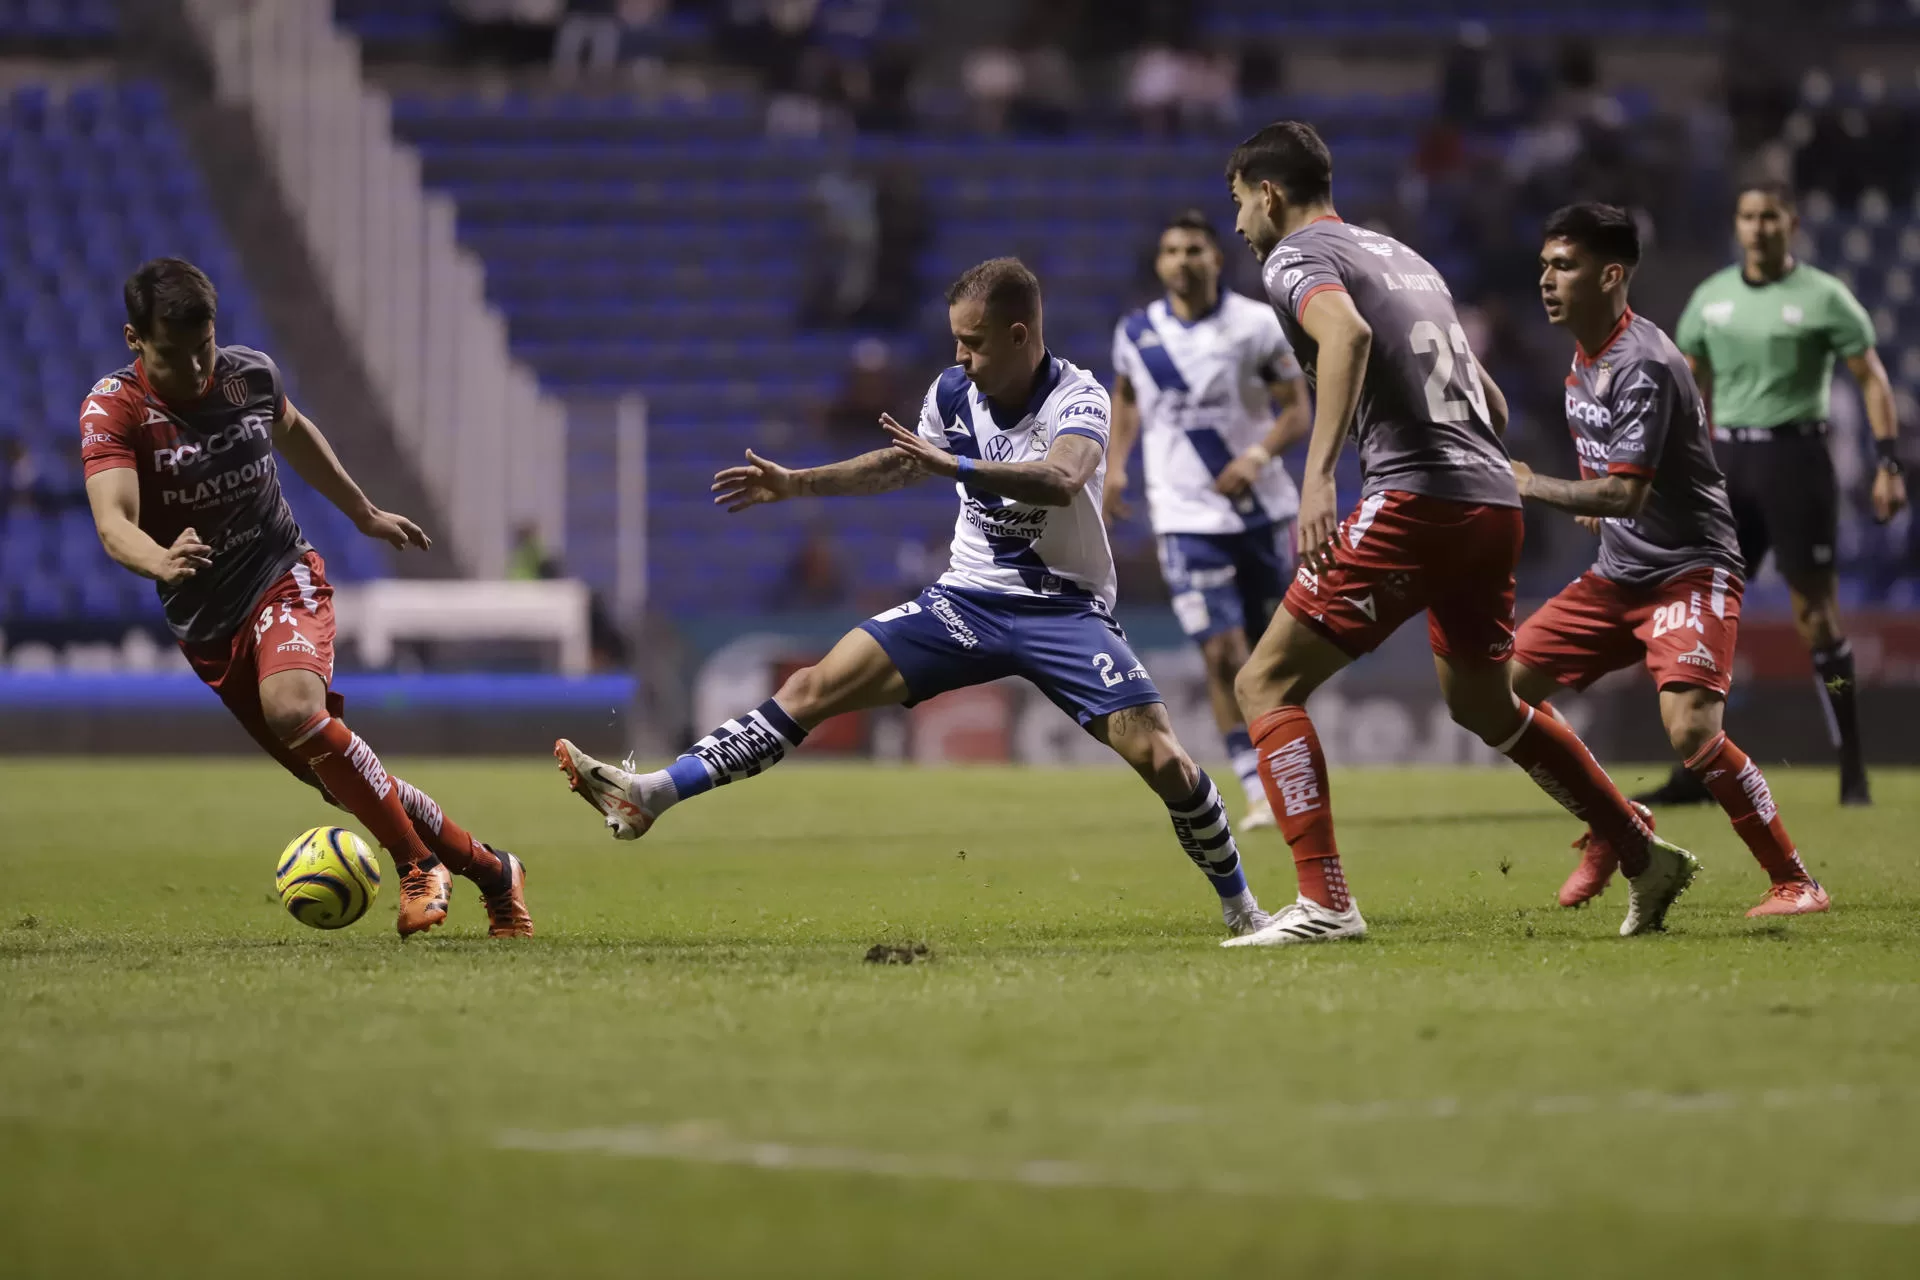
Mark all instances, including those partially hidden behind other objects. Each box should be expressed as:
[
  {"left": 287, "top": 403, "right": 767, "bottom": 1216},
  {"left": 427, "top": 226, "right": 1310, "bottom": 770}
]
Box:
[{"left": 1, "top": 79, "right": 389, "bottom": 627}]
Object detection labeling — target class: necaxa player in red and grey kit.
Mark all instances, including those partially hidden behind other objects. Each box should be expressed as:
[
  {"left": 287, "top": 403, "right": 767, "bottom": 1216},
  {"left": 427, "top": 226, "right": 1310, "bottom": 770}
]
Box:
[
  {"left": 1510, "top": 204, "right": 1826, "bottom": 919},
  {"left": 1216, "top": 124, "right": 1700, "bottom": 948},
  {"left": 79, "top": 258, "right": 532, "bottom": 938}
]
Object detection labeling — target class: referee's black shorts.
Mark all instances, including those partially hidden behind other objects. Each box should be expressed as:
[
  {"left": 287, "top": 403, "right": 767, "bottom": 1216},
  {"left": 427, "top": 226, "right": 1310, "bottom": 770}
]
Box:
[{"left": 1714, "top": 421, "right": 1837, "bottom": 581}]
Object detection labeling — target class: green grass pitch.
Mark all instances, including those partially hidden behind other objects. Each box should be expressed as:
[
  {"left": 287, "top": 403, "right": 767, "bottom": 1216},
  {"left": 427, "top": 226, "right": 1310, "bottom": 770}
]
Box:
[{"left": 3, "top": 757, "right": 1917, "bottom": 1278}]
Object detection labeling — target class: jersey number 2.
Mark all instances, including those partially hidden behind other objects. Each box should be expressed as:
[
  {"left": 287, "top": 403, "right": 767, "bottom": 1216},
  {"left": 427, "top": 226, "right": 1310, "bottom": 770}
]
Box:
[
  {"left": 1092, "top": 653, "right": 1123, "bottom": 688},
  {"left": 1409, "top": 320, "right": 1491, "bottom": 425}
]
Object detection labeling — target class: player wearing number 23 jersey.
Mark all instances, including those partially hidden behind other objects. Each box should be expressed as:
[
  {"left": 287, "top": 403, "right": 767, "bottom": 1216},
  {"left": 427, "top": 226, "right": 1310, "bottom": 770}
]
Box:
[{"left": 1262, "top": 214, "right": 1521, "bottom": 664}]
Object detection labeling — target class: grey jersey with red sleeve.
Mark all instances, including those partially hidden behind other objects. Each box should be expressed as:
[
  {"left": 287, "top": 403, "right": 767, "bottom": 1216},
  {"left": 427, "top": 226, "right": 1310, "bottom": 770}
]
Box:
[
  {"left": 78, "top": 345, "right": 309, "bottom": 643},
  {"left": 1564, "top": 311, "right": 1744, "bottom": 589},
  {"left": 1260, "top": 218, "right": 1519, "bottom": 508}
]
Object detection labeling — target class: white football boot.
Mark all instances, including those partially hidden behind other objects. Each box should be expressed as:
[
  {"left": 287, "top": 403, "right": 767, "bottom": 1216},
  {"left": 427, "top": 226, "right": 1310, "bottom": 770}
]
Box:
[
  {"left": 1221, "top": 894, "right": 1272, "bottom": 937},
  {"left": 1619, "top": 835, "right": 1701, "bottom": 936},
  {"left": 1220, "top": 895, "right": 1367, "bottom": 947},
  {"left": 553, "top": 739, "right": 655, "bottom": 840}
]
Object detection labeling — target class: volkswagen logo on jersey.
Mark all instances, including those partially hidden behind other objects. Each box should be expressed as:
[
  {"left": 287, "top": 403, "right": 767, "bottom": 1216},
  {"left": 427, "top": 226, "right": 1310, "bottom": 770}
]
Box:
[
  {"left": 222, "top": 376, "right": 249, "bottom": 407},
  {"left": 985, "top": 434, "right": 1015, "bottom": 462}
]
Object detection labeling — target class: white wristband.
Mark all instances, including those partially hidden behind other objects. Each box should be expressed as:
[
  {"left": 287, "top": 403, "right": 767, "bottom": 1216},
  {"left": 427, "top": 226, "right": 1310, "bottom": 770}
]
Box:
[{"left": 1245, "top": 444, "right": 1273, "bottom": 465}]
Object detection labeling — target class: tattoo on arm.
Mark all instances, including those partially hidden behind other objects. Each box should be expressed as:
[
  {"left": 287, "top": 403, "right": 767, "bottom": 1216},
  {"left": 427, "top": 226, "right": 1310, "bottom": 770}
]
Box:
[
  {"left": 959, "top": 435, "right": 1104, "bottom": 508},
  {"left": 1521, "top": 471, "right": 1648, "bottom": 518},
  {"left": 797, "top": 449, "right": 926, "bottom": 497}
]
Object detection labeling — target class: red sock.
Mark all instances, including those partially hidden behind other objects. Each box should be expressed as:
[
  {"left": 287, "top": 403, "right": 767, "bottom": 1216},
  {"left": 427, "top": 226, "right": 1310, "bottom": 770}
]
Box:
[
  {"left": 1499, "top": 703, "right": 1651, "bottom": 876},
  {"left": 1686, "top": 733, "right": 1809, "bottom": 885},
  {"left": 391, "top": 776, "right": 501, "bottom": 882},
  {"left": 285, "top": 711, "right": 436, "bottom": 870},
  {"left": 1250, "top": 706, "right": 1350, "bottom": 911}
]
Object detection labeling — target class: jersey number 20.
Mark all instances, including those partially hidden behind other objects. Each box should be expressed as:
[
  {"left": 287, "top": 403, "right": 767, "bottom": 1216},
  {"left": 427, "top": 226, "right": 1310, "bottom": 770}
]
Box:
[{"left": 1409, "top": 320, "right": 1491, "bottom": 425}]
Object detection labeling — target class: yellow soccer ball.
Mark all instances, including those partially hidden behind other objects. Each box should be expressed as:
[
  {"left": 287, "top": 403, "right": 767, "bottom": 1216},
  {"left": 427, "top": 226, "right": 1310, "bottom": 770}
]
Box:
[{"left": 274, "top": 827, "right": 381, "bottom": 929}]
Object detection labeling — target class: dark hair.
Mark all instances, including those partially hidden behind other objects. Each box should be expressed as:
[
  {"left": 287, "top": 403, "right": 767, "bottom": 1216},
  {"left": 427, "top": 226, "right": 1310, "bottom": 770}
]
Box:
[
  {"left": 945, "top": 257, "right": 1042, "bottom": 326},
  {"left": 1225, "top": 121, "right": 1334, "bottom": 205},
  {"left": 1543, "top": 202, "right": 1641, "bottom": 266},
  {"left": 1161, "top": 208, "right": 1220, "bottom": 248},
  {"left": 1736, "top": 180, "right": 1797, "bottom": 213},
  {"left": 124, "top": 257, "right": 217, "bottom": 337}
]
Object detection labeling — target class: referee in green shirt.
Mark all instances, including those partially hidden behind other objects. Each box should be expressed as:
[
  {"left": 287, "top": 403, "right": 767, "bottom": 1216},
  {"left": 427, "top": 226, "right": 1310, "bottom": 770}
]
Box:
[{"left": 1639, "top": 182, "right": 1907, "bottom": 807}]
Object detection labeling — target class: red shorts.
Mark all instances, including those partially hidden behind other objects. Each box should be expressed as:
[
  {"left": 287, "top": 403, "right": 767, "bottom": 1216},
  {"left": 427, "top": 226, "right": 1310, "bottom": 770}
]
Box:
[
  {"left": 179, "top": 550, "right": 345, "bottom": 791},
  {"left": 1513, "top": 565, "right": 1742, "bottom": 696},
  {"left": 1282, "top": 490, "right": 1524, "bottom": 667}
]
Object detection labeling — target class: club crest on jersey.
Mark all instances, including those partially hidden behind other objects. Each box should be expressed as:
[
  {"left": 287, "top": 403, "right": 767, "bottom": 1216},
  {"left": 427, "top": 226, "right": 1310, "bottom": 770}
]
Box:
[
  {"left": 985, "top": 434, "right": 1015, "bottom": 462},
  {"left": 222, "top": 375, "right": 250, "bottom": 406},
  {"left": 91, "top": 376, "right": 121, "bottom": 395},
  {"left": 1593, "top": 362, "right": 1612, "bottom": 398}
]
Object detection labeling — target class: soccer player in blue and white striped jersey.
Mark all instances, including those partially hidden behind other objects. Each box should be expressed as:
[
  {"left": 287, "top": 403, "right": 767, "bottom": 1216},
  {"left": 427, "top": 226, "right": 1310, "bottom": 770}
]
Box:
[
  {"left": 556, "top": 258, "right": 1276, "bottom": 937},
  {"left": 1106, "top": 211, "right": 1311, "bottom": 829}
]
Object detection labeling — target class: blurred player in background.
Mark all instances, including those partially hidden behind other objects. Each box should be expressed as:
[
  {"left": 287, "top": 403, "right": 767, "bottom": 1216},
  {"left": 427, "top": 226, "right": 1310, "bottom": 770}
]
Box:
[
  {"left": 80, "top": 258, "right": 531, "bottom": 938},
  {"left": 1217, "top": 123, "right": 1698, "bottom": 948},
  {"left": 1637, "top": 183, "right": 1906, "bottom": 808},
  {"left": 1511, "top": 204, "right": 1826, "bottom": 918},
  {"left": 1106, "top": 209, "right": 1311, "bottom": 831},
  {"left": 557, "top": 258, "right": 1277, "bottom": 937}
]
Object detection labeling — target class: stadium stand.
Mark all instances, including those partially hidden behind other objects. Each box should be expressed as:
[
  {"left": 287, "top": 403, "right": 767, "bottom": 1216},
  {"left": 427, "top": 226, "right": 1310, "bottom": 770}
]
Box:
[
  {"left": 0, "top": 81, "right": 387, "bottom": 633},
  {"left": 391, "top": 92, "right": 1413, "bottom": 614}
]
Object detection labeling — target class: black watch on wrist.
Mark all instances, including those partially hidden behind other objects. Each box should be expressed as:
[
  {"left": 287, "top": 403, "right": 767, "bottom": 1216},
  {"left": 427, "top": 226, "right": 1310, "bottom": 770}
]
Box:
[{"left": 1875, "top": 439, "right": 1904, "bottom": 475}]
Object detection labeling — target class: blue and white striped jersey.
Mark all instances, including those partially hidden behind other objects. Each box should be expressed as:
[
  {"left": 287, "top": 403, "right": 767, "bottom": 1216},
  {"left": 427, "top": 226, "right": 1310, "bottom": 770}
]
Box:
[
  {"left": 1110, "top": 292, "right": 1303, "bottom": 535},
  {"left": 915, "top": 354, "right": 1118, "bottom": 610}
]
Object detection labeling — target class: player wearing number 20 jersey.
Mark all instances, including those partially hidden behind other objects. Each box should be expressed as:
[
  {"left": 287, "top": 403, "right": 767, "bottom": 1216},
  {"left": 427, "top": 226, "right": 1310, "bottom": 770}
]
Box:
[
  {"left": 1508, "top": 204, "right": 1822, "bottom": 922},
  {"left": 1219, "top": 123, "right": 1695, "bottom": 951}
]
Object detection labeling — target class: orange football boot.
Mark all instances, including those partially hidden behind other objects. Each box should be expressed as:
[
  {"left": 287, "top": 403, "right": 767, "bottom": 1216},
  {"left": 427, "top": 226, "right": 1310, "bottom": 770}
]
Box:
[
  {"left": 479, "top": 847, "right": 534, "bottom": 938},
  {"left": 1559, "top": 801, "right": 1654, "bottom": 908},
  {"left": 1746, "top": 879, "right": 1831, "bottom": 918},
  {"left": 396, "top": 858, "right": 452, "bottom": 937}
]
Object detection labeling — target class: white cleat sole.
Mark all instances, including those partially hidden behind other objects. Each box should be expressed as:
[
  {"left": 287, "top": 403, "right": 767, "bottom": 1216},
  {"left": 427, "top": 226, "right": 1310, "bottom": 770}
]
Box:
[{"left": 1238, "top": 805, "right": 1277, "bottom": 832}]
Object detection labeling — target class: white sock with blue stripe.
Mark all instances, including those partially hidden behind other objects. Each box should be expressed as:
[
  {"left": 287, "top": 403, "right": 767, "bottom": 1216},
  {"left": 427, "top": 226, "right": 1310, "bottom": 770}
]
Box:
[
  {"left": 1224, "top": 726, "right": 1264, "bottom": 811},
  {"left": 1166, "top": 773, "right": 1250, "bottom": 901},
  {"left": 633, "top": 698, "right": 808, "bottom": 814}
]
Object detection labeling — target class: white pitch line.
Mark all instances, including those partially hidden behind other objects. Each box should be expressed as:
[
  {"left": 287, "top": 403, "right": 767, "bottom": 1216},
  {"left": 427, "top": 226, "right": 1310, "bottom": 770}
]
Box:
[
  {"left": 497, "top": 1105, "right": 1920, "bottom": 1227},
  {"left": 495, "top": 1123, "right": 1540, "bottom": 1213},
  {"left": 1304, "top": 1083, "right": 1876, "bottom": 1125}
]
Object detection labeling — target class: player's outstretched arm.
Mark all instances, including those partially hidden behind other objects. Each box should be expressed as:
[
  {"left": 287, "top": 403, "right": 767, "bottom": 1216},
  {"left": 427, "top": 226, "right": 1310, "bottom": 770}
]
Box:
[
  {"left": 1294, "top": 288, "right": 1372, "bottom": 569},
  {"left": 1103, "top": 375, "right": 1140, "bottom": 523},
  {"left": 713, "top": 443, "right": 926, "bottom": 512},
  {"left": 85, "top": 468, "right": 210, "bottom": 584},
  {"left": 272, "top": 399, "right": 431, "bottom": 550},
  {"left": 1510, "top": 461, "right": 1650, "bottom": 519},
  {"left": 882, "top": 415, "right": 1101, "bottom": 508}
]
